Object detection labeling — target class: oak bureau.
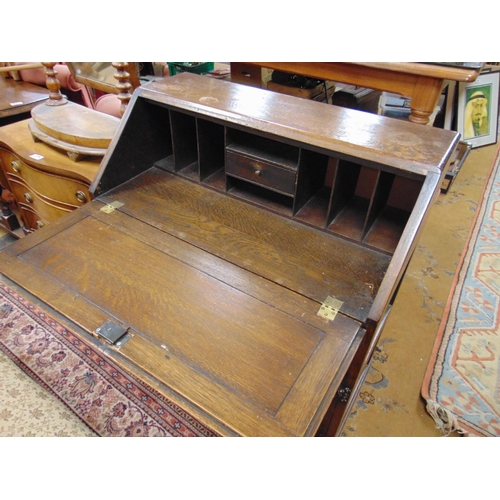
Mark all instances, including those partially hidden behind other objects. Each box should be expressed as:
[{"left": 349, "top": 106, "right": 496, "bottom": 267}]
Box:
[{"left": 0, "top": 73, "right": 460, "bottom": 436}]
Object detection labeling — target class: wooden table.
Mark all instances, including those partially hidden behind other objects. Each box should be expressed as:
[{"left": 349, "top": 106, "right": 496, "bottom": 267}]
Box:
[
  {"left": 0, "top": 77, "right": 49, "bottom": 123},
  {"left": 230, "top": 62, "right": 484, "bottom": 125}
]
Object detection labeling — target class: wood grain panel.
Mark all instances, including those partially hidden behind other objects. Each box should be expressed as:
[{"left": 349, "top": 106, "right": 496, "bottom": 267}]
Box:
[
  {"left": 20, "top": 215, "right": 327, "bottom": 414},
  {"left": 99, "top": 168, "right": 389, "bottom": 322}
]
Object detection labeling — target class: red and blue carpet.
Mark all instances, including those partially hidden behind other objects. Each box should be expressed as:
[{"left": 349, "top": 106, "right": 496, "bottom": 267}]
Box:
[
  {"left": 0, "top": 281, "right": 219, "bottom": 437},
  {"left": 422, "top": 144, "right": 500, "bottom": 436}
]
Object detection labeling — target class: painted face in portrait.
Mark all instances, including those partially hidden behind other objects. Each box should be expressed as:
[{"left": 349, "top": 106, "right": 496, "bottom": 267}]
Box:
[{"left": 464, "top": 91, "right": 489, "bottom": 139}]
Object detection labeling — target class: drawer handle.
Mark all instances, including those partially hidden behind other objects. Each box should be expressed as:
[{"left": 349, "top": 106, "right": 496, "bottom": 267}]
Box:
[
  {"left": 36, "top": 220, "right": 44, "bottom": 229},
  {"left": 11, "top": 160, "right": 21, "bottom": 173},
  {"left": 254, "top": 169, "right": 262, "bottom": 176},
  {"left": 24, "top": 192, "right": 33, "bottom": 203},
  {"left": 75, "top": 190, "right": 87, "bottom": 203}
]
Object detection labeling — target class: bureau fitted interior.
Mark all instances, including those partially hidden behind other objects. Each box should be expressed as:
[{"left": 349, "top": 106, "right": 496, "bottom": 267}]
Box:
[
  {"left": 160, "top": 109, "right": 422, "bottom": 255},
  {"left": 96, "top": 95, "right": 426, "bottom": 257}
]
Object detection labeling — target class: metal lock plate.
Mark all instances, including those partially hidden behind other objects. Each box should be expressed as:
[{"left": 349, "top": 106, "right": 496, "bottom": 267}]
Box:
[{"left": 95, "top": 320, "right": 130, "bottom": 345}]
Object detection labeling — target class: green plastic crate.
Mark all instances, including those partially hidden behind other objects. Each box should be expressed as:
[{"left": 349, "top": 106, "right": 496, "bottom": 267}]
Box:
[{"left": 167, "top": 62, "right": 215, "bottom": 76}]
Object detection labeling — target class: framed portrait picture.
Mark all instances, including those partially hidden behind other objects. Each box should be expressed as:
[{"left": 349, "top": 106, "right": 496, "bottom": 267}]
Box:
[{"left": 457, "top": 70, "right": 499, "bottom": 148}]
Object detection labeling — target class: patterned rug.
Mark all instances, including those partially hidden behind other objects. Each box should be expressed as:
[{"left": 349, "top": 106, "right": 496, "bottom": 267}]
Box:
[
  {"left": 0, "top": 281, "right": 220, "bottom": 437},
  {"left": 422, "top": 143, "right": 500, "bottom": 436}
]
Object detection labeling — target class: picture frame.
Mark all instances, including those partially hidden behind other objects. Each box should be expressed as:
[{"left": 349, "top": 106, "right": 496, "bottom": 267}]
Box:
[
  {"left": 457, "top": 69, "right": 499, "bottom": 148},
  {"left": 440, "top": 140, "right": 471, "bottom": 193}
]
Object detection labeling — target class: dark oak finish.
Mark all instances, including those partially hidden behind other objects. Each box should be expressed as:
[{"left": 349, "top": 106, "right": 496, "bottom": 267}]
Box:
[{"left": 0, "top": 73, "right": 460, "bottom": 436}]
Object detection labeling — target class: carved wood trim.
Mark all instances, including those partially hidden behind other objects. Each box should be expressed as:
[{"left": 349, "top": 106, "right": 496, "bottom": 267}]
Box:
[
  {"left": 41, "top": 62, "right": 68, "bottom": 106},
  {"left": 112, "top": 62, "right": 133, "bottom": 117}
]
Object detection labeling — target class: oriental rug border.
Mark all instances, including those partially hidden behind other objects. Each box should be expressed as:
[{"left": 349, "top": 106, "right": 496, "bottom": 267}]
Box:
[
  {"left": 0, "top": 281, "right": 220, "bottom": 437},
  {"left": 422, "top": 143, "right": 500, "bottom": 437}
]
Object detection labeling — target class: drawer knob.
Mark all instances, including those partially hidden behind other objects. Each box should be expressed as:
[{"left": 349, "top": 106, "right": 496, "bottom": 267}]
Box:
[
  {"left": 24, "top": 192, "right": 33, "bottom": 203},
  {"left": 11, "top": 160, "right": 21, "bottom": 173},
  {"left": 36, "top": 220, "right": 44, "bottom": 229},
  {"left": 75, "top": 190, "right": 87, "bottom": 203},
  {"left": 255, "top": 169, "right": 261, "bottom": 176}
]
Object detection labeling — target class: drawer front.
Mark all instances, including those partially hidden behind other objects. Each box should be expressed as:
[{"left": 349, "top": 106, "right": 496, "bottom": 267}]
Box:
[
  {"left": 8, "top": 177, "right": 72, "bottom": 227},
  {"left": 0, "top": 149, "right": 90, "bottom": 207},
  {"left": 226, "top": 151, "right": 297, "bottom": 196},
  {"left": 17, "top": 205, "right": 49, "bottom": 232}
]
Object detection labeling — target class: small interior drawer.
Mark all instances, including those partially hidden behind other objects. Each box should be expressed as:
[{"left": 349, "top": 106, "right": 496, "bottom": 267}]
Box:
[{"left": 226, "top": 151, "right": 297, "bottom": 196}]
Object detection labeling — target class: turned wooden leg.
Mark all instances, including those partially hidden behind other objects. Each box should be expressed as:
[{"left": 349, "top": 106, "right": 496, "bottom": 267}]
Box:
[
  {"left": 1, "top": 202, "right": 20, "bottom": 232},
  {"left": 408, "top": 76, "right": 443, "bottom": 125},
  {"left": 42, "top": 62, "right": 68, "bottom": 106},
  {"left": 112, "top": 62, "right": 133, "bottom": 117}
]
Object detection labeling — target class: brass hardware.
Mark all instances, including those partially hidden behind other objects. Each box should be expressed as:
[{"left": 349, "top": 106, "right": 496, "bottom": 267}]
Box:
[
  {"left": 317, "top": 295, "right": 343, "bottom": 321},
  {"left": 11, "top": 160, "right": 21, "bottom": 173},
  {"left": 255, "top": 169, "right": 261, "bottom": 176},
  {"left": 36, "top": 220, "right": 44, "bottom": 229},
  {"left": 24, "top": 192, "right": 33, "bottom": 203},
  {"left": 100, "top": 200, "right": 124, "bottom": 214},
  {"left": 75, "top": 190, "right": 87, "bottom": 203}
]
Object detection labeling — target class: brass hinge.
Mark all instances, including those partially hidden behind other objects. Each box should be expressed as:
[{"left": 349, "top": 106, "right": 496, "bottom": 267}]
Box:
[
  {"left": 317, "top": 296, "right": 343, "bottom": 321},
  {"left": 100, "top": 201, "right": 124, "bottom": 214}
]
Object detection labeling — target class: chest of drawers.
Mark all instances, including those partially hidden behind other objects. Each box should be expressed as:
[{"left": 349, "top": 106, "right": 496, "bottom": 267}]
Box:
[
  {"left": 0, "top": 119, "right": 100, "bottom": 234},
  {"left": 0, "top": 74, "right": 460, "bottom": 435}
]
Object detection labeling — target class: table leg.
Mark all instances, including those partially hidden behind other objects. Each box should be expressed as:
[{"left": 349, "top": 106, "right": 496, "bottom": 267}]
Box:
[{"left": 408, "top": 76, "right": 444, "bottom": 125}]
